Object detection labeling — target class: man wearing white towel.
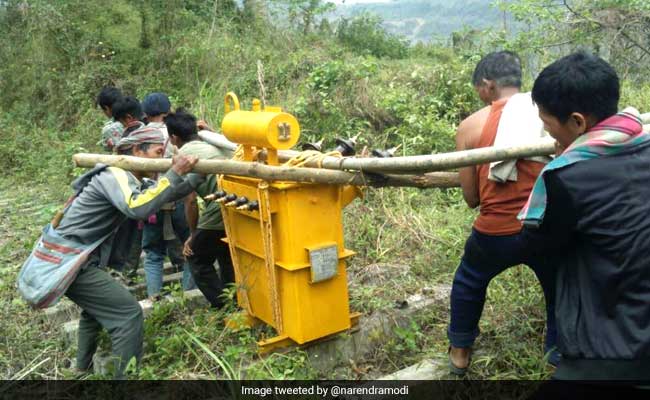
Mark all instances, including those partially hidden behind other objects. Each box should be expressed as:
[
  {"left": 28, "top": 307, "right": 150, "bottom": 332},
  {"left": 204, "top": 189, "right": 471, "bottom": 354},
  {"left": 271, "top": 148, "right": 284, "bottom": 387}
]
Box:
[{"left": 447, "top": 51, "right": 557, "bottom": 375}]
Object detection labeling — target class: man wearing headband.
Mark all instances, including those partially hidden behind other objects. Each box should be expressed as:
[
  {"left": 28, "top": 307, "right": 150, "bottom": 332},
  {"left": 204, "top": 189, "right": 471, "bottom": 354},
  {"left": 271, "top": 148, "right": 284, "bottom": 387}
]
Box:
[{"left": 56, "top": 125, "right": 201, "bottom": 378}]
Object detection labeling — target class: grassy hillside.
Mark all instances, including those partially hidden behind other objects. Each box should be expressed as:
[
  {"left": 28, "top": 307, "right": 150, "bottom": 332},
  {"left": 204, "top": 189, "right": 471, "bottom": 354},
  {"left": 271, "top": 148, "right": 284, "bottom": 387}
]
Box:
[{"left": 1, "top": 0, "right": 650, "bottom": 382}]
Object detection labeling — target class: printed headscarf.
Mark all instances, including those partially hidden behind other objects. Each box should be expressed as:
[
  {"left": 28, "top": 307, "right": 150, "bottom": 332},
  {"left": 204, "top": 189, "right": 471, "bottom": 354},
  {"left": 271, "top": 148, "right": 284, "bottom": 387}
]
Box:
[
  {"left": 518, "top": 107, "right": 650, "bottom": 227},
  {"left": 115, "top": 126, "right": 166, "bottom": 154}
]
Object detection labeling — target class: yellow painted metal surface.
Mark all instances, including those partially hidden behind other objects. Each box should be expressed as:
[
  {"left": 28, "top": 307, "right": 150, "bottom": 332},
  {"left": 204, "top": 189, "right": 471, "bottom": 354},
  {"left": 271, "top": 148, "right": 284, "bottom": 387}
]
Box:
[
  {"left": 221, "top": 92, "right": 300, "bottom": 151},
  {"left": 218, "top": 95, "right": 360, "bottom": 347},
  {"left": 221, "top": 177, "right": 357, "bottom": 344}
]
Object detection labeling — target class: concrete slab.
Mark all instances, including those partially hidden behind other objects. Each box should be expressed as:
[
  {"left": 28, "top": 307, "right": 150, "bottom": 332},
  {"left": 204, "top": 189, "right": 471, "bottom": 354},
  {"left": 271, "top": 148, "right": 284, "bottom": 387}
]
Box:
[
  {"left": 378, "top": 358, "right": 447, "bottom": 380},
  {"left": 127, "top": 271, "right": 183, "bottom": 297},
  {"left": 44, "top": 266, "right": 179, "bottom": 325},
  {"left": 242, "top": 284, "right": 452, "bottom": 376},
  {"left": 65, "top": 283, "right": 452, "bottom": 380}
]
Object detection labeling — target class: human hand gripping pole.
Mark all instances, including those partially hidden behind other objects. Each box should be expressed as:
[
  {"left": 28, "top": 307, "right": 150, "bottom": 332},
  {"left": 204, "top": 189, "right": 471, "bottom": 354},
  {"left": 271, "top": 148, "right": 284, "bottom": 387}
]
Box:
[{"left": 171, "top": 154, "right": 199, "bottom": 176}]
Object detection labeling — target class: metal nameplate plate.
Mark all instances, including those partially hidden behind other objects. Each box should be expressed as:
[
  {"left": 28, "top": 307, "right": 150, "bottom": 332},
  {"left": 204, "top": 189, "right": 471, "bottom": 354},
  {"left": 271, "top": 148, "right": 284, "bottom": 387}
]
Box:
[{"left": 309, "top": 244, "right": 338, "bottom": 283}]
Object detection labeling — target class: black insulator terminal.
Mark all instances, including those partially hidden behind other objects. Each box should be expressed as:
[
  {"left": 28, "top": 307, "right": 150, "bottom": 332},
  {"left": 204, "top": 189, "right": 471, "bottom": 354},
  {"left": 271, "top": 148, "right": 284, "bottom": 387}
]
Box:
[
  {"left": 205, "top": 190, "right": 227, "bottom": 201},
  {"left": 371, "top": 145, "right": 400, "bottom": 158},
  {"left": 237, "top": 200, "right": 259, "bottom": 211},
  {"left": 218, "top": 193, "right": 238, "bottom": 204},
  {"left": 301, "top": 138, "right": 324, "bottom": 152},
  {"left": 227, "top": 196, "right": 248, "bottom": 207},
  {"left": 334, "top": 137, "right": 357, "bottom": 156}
]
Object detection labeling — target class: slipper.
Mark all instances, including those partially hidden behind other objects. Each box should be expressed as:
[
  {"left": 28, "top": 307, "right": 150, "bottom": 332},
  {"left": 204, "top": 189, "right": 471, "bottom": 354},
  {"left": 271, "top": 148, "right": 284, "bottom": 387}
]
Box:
[{"left": 448, "top": 346, "right": 471, "bottom": 376}]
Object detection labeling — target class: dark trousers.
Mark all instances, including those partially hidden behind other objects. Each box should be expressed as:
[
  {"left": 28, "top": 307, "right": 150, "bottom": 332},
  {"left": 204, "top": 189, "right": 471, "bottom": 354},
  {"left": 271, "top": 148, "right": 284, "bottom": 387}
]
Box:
[
  {"left": 448, "top": 229, "right": 557, "bottom": 360},
  {"left": 65, "top": 266, "right": 143, "bottom": 378},
  {"left": 187, "top": 229, "right": 235, "bottom": 308}
]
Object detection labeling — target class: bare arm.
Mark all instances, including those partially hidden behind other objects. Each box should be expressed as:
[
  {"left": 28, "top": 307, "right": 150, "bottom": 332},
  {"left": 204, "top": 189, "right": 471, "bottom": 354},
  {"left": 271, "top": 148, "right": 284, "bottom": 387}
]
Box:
[
  {"left": 456, "top": 121, "right": 480, "bottom": 209},
  {"left": 184, "top": 192, "right": 199, "bottom": 234},
  {"left": 183, "top": 191, "right": 199, "bottom": 257}
]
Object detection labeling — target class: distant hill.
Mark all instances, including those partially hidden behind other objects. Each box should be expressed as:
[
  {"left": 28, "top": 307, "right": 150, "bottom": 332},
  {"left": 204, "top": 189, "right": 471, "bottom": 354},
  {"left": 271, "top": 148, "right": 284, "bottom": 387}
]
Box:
[{"left": 331, "top": 0, "right": 507, "bottom": 43}]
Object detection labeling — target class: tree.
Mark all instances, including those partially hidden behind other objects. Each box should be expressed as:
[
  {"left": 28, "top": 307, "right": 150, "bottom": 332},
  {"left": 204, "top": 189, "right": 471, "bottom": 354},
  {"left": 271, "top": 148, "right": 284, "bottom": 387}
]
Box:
[
  {"left": 495, "top": 0, "right": 650, "bottom": 78},
  {"left": 272, "top": 0, "right": 335, "bottom": 34}
]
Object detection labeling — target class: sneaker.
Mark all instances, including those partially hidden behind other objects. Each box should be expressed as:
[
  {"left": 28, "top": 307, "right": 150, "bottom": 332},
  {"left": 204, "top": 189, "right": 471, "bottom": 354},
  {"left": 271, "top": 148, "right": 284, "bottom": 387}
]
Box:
[{"left": 448, "top": 346, "right": 472, "bottom": 376}]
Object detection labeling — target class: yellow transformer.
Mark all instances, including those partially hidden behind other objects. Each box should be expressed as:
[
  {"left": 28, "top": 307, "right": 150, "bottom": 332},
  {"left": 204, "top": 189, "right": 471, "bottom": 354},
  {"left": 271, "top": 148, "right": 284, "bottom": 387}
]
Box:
[{"left": 218, "top": 93, "right": 361, "bottom": 351}]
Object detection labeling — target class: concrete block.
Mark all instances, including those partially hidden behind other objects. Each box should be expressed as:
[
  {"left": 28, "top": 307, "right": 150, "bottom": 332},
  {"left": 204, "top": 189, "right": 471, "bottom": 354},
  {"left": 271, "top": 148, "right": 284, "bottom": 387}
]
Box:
[
  {"left": 44, "top": 267, "right": 181, "bottom": 325},
  {"left": 378, "top": 358, "right": 447, "bottom": 380},
  {"left": 127, "top": 271, "right": 183, "bottom": 297},
  {"left": 44, "top": 298, "right": 80, "bottom": 325},
  {"left": 242, "top": 284, "right": 452, "bottom": 376}
]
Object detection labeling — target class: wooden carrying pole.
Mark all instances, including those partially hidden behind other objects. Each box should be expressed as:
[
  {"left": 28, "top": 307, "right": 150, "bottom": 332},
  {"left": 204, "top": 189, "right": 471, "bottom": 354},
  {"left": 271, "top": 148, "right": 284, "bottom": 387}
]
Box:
[
  {"left": 73, "top": 139, "right": 555, "bottom": 189},
  {"left": 73, "top": 142, "right": 558, "bottom": 187},
  {"left": 283, "top": 141, "right": 556, "bottom": 173},
  {"left": 198, "top": 112, "right": 650, "bottom": 174},
  {"left": 198, "top": 129, "right": 555, "bottom": 174},
  {"left": 72, "top": 153, "right": 460, "bottom": 188}
]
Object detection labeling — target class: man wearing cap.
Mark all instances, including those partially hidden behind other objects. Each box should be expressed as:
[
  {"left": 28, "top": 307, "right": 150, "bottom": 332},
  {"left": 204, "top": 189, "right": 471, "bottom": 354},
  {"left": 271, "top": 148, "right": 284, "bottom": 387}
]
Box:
[
  {"left": 57, "top": 126, "right": 201, "bottom": 378},
  {"left": 140, "top": 92, "right": 195, "bottom": 298},
  {"left": 142, "top": 92, "right": 174, "bottom": 156}
]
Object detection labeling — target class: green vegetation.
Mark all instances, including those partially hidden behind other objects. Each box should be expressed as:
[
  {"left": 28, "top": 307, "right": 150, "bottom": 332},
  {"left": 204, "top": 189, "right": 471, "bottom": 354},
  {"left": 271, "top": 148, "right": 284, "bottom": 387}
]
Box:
[{"left": 1, "top": 0, "right": 649, "bottom": 381}]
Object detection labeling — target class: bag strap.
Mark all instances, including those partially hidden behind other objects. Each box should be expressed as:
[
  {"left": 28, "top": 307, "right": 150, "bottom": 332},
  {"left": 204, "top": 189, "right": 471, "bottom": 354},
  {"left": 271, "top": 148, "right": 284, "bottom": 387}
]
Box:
[{"left": 50, "top": 165, "right": 110, "bottom": 229}]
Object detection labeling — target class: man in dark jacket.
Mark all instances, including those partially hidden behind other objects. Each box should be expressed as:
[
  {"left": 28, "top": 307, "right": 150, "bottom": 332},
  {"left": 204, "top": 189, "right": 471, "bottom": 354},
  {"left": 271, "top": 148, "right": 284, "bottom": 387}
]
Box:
[{"left": 521, "top": 51, "right": 650, "bottom": 381}]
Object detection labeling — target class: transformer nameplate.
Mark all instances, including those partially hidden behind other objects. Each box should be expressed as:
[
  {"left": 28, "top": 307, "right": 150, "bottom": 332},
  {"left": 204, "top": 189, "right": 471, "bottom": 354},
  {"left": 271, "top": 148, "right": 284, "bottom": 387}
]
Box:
[{"left": 309, "top": 245, "right": 338, "bottom": 283}]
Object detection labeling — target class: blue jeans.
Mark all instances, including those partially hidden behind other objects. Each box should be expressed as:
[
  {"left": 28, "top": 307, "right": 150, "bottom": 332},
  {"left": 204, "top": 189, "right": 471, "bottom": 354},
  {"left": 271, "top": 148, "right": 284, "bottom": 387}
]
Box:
[
  {"left": 142, "top": 202, "right": 195, "bottom": 296},
  {"left": 448, "top": 229, "right": 558, "bottom": 363}
]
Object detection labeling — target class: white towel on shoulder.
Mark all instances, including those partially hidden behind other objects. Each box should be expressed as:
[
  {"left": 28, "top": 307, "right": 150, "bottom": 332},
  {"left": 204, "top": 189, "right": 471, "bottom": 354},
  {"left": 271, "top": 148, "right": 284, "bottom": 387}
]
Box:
[
  {"left": 641, "top": 112, "right": 650, "bottom": 133},
  {"left": 489, "top": 92, "right": 552, "bottom": 183}
]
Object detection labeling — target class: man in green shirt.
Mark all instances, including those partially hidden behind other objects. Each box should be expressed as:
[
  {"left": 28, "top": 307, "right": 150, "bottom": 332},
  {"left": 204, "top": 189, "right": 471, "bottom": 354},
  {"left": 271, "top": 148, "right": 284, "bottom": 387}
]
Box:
[{"left": 166, "top": 110, "right": 235, "bottom": 308}]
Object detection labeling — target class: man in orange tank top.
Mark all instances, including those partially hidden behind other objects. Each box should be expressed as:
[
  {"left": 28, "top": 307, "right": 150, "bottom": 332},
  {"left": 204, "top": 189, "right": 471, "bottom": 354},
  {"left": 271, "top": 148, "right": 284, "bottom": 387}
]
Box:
[{"left": 448, "top": 51, "right": 557, "bottom": 375}]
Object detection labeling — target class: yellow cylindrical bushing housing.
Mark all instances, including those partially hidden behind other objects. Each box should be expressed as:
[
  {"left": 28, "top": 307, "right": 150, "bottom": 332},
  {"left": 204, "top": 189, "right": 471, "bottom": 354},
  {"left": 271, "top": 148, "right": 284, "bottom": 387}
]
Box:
[{"left": 222, "top": 110, "right": 300, "bottom": 150}]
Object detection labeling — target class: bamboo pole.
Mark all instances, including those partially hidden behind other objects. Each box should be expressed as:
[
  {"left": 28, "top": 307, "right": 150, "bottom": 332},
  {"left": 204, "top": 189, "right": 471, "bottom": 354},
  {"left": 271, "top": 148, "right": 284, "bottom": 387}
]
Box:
[
  {"left": 72, "top": 153, "right": 460, "bottom": 188},
  {"left": 297, "top": 140, "right": 556, "bottom": 173},
  {"left": 198, "top": 129, "right": 555, "bottom": 174},
  {"left": 197, "top": 111, "right": 650, "bottom": 174}
]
